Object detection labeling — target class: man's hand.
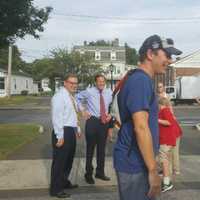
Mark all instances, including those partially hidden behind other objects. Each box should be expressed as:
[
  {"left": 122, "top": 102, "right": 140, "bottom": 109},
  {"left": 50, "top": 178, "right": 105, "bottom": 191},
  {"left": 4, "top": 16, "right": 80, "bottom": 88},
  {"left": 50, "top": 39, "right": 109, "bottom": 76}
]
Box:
[
  {"left": 147, "top": 170, "right": 161, "bottom": 198},
  {"left": 82, "top": 111, "right": 91, "bottom": 120},
  {"left": 76, "top": 132, "right": 82, "bottom": 139},
  {"left": 56, "top": 138, "right": 64, "bottom": 148},
  {"left": 105, "top": 114, "right": 112, "bottom": 123}
]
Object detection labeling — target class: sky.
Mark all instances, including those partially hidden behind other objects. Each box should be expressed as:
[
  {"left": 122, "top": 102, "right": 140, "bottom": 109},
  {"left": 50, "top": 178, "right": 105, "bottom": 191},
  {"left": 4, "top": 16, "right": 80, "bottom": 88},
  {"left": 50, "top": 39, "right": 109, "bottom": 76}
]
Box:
[{"left": 16, "top": 0, "right": 200, "bottom": 62}]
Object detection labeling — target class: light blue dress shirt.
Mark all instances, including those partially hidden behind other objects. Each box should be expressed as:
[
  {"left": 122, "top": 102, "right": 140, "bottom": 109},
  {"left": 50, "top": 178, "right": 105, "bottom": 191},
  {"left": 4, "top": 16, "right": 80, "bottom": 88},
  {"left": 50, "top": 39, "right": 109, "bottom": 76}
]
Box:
[
  {"left": 76, "top": 86, "right": 112, "bottom": 117},
  {"left": 51, "top": 87, "right": 79, "bottom": 139}
]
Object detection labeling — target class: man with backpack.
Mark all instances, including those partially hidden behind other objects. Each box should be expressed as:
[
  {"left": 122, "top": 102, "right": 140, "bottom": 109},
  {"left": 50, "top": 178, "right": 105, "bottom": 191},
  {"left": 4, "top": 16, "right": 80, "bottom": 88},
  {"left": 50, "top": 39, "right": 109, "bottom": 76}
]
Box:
[{"left": 113, "top": 35, "right": 182, "bottom": 200}]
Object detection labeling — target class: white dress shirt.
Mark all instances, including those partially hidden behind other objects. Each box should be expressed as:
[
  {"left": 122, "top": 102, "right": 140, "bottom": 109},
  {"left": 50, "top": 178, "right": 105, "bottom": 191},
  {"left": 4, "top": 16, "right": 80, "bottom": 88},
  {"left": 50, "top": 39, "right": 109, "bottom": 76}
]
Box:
[{"left": 51, "top": 87, "right": 78, "bottom": 139}]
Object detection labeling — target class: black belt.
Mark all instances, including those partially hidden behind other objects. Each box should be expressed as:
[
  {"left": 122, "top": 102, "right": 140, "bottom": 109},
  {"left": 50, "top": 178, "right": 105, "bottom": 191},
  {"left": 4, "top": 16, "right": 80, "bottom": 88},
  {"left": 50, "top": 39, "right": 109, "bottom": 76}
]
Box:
[{"left": 91, "top": 116, "right": 101, "bottom": 120}]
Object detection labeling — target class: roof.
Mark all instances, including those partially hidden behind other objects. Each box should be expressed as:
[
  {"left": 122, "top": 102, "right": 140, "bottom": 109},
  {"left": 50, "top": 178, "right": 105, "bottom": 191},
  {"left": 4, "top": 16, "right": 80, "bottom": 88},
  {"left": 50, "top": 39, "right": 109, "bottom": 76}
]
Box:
[
  {"left": 0, "top": 68, "right": 33, "bottom": 78},
  {"left": 171, "top": 49, "right": 200, "bottom": 68},
  {"left": 73, "top": 45, "right": 125, "bottom": 51}
]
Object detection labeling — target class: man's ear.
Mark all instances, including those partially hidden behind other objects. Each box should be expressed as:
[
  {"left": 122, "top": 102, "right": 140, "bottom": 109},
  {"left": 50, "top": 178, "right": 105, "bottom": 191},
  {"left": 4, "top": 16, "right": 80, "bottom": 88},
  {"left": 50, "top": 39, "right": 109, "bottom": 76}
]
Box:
[
  {"left": 146, "top": 49, "right": 154, "bottom": 61},
  {"left": 64, "top": 80, "right": 67, "bottom": 88}
]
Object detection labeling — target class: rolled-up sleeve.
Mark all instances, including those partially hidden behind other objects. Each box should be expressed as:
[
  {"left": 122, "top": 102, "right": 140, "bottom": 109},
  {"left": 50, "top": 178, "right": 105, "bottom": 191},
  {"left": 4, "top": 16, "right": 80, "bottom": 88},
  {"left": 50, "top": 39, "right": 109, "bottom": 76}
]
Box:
[
  {"left": 51, "top": 95, "right": 64, "bottom": 139},
  {"left": 76, "top": 90, "right": 88, "bottom": 111}
]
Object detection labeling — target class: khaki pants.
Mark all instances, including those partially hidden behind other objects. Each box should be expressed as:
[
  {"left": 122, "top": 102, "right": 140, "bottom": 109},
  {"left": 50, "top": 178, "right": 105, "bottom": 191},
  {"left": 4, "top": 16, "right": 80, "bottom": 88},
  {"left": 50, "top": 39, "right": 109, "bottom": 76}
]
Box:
[
  {"left": 159, "top": 145, "right": 173, "bottom": 163},
  {"left": 171, "top": 137, "right": 180, "bottom": 173}
]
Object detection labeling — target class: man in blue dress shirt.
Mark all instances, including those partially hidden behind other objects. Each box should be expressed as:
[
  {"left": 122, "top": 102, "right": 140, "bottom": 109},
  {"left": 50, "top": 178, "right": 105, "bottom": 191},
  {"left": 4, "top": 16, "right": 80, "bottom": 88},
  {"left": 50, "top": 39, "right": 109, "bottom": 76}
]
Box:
[
  {"left": 77, "top": 74, "right": 112, "bottom": 184},
  {"left": 50, "top": 74, "right": 81, "bottom": 198}
]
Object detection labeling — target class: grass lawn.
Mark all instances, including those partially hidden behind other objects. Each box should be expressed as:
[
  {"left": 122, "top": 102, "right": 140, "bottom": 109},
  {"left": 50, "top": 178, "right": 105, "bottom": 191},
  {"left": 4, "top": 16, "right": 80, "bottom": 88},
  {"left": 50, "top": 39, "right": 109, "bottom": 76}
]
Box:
[
  {"left": 0, "top": 96, "right": 38, "bottom": 106},
  {"left": 0, "top": 123, "right": 40, "bottom": 159}
]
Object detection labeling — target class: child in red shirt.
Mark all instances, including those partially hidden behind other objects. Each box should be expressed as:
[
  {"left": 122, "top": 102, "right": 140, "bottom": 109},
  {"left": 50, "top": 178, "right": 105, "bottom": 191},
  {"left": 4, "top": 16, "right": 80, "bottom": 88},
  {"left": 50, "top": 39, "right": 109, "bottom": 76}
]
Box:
[{"left": 158, "top": 97, "right": 178, "bottom": 192}]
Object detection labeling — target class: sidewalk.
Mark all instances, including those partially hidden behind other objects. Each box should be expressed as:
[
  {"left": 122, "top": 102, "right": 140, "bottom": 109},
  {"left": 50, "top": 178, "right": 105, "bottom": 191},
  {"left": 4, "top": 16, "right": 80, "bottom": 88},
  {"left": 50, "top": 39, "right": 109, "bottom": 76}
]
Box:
[{"left": 0, "top": 156, "right": 200, "bottom": 199}]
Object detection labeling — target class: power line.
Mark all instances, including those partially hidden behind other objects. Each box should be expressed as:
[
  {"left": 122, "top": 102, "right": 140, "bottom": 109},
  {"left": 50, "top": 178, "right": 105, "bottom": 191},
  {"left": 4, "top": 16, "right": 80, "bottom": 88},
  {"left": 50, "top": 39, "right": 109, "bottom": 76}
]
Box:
[{"left": 53, "top": 12, "right": 200, "bottom": 24}]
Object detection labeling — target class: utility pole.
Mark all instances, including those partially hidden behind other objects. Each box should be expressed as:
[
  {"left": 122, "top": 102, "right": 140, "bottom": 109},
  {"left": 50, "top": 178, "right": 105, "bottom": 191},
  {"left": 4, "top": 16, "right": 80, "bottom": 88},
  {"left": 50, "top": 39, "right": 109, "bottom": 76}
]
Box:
[{"left": 7, "top": 45, "right": 12, "bottom": 98}]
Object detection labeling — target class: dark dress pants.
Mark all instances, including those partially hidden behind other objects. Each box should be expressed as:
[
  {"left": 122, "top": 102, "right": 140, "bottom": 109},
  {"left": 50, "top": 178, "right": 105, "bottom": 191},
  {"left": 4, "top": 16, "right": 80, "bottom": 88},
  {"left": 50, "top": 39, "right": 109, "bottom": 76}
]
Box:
[
  {"left": 50, "top": 127, "right": 76, "bottom": 195},
  {"left": 85, "top": 116, "right": 109, "bottom": 177}
]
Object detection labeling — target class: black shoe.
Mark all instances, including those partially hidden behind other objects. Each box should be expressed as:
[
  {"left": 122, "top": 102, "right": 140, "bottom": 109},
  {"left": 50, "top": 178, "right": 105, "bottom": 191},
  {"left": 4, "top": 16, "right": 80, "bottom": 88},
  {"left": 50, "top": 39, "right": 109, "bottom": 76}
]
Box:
[
  {"left": 85, "top": 174, "right": 95, "bottom": 184},
  {"left": 50, "top": 191, "right": 71, "bottom": 198},
  {"left": 64, "top": 182, "right": 78, "bottom": 189},
  {"left": 95, "top": 174, "right": 110, "bottom": 181}
]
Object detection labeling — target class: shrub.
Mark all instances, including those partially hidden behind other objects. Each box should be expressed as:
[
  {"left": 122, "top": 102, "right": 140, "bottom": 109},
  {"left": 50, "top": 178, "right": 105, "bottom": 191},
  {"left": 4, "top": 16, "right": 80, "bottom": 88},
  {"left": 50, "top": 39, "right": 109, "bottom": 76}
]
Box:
[{"left": 21, "top": 90, "right": 29, "bottom": 95}]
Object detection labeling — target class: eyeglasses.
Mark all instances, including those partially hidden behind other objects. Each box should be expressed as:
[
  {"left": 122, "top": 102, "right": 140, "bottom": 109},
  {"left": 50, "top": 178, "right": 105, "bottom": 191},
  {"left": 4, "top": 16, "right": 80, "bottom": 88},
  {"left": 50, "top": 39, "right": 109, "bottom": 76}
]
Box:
[{"left": 67, "top": 81, "right": 78, "bottom": 85}]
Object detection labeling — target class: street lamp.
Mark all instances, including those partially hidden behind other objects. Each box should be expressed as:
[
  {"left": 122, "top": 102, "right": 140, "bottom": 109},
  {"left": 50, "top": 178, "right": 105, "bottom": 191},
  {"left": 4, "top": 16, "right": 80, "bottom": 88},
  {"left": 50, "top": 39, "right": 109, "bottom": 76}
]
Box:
[{"left": 109, "top": 63, "right": 114, "bottom": 90}]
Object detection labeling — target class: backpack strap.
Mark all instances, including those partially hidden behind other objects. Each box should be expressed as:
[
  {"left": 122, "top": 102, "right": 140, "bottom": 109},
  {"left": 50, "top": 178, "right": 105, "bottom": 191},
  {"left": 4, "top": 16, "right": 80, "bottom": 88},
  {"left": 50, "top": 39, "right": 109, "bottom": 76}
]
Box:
[
  {"left": 113, "top": 69, "right": 136, "bottom": 97},
  {"left": 108, "top": 69, "right": 136, "bottom": 128}
]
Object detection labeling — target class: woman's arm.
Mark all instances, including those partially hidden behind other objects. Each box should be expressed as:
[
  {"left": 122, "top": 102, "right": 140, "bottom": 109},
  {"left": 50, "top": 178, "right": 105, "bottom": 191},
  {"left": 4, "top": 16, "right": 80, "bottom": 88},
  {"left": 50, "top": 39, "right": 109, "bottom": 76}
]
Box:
[{"left": 158, "top": 119, "right": 171, "bottom": 126}]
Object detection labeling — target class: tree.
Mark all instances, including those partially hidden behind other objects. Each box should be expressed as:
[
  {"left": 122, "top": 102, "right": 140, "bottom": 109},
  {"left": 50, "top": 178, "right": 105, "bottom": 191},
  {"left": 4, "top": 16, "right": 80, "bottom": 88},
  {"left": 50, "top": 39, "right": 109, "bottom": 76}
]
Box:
[
  {"left": 0, "top": 45, "right": 26, "bottom": 71},
  {"left": 0, "top": 0, "right": 52, "bottom": 47},
  {"left": 88, "top": 40, "right": 111, "bottom": 46},
  {"left": 125, "top": 43, "right": 139, "bottom": 65},
  {"left": 50, "top": 48, "right": 102, "bottom": 88}
]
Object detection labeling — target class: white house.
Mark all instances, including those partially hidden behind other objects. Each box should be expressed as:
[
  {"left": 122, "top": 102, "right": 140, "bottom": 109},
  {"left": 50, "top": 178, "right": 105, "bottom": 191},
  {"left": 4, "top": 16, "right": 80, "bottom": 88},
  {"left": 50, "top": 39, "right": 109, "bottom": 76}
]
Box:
[
  {"left": 171, "top": 49, "right": 200, "bottom": 76},
  {"left": 41, "top": 78, "right": 51, "bottom": 92},
  {"left": 0, "top": 68, "right": 38, "bottom": 97},
  {"left": 73, "top": 39, "right": 128, "bottom": 81}
]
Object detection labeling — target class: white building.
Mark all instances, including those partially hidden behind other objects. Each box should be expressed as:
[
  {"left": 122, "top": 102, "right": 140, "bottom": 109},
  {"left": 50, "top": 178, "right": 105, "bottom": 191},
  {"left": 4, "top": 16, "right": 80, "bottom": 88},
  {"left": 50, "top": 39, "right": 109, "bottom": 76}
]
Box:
[
  {"left": 0, "top": 68, "right": 38, "bottom": 97},
  {"left": 171, "top": 49, "right": 200, "bottom": 76},
  {"left": 73, "top": 39, "right": 129, "bottom": 81},
  {"left": 41, "top": 78, "right": 51, "bottom": 92}
]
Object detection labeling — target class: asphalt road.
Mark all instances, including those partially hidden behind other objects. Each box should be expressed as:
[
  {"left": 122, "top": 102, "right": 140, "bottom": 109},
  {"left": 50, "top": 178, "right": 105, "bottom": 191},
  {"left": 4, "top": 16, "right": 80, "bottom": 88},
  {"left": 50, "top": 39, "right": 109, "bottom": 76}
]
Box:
[{"left": 0, "top": 106, "right": 200, "bottom": 159}]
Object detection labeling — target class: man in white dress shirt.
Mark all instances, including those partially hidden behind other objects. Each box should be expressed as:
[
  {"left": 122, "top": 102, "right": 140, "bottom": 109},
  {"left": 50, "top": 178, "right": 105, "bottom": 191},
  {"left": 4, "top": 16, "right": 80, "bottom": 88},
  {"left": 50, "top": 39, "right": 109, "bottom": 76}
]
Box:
[{"left": 50, "top": 74, "right": 81, "bottom": 198}]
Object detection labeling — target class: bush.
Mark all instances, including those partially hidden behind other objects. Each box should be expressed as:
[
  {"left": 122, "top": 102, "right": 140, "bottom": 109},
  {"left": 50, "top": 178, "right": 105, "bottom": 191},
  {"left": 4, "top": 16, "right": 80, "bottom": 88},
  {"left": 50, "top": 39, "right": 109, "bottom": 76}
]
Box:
[
  {"left": 21, "top": 90, "right": 29, "bottom": 95},
  {"left": 40, "top": 91, "right": 53, "bottom": 96}
]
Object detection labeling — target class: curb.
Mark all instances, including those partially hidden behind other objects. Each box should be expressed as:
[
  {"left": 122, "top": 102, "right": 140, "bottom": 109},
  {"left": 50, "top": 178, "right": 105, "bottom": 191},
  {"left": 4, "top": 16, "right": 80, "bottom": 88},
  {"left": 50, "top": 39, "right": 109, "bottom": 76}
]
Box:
[{"left": 0, "top": 107, "right": 50, "bottom": 110}]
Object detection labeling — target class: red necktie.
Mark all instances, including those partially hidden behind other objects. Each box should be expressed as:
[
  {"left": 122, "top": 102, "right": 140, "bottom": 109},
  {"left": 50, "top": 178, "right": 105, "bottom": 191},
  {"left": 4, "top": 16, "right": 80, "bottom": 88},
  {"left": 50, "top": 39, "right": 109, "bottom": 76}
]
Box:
[{"left": 99, "top": 90, "right": 107, "bottom": 124}]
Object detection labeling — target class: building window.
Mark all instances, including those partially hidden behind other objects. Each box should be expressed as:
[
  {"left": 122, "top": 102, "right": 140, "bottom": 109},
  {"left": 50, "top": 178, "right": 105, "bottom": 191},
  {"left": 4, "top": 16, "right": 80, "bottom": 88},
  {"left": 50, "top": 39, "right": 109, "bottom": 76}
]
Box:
[
  {"left": 0, "top": 77, "right": 5, "bottom": 89},
  {"left": 116, "top": 51, "right": 125, "bottom": 61},
  {"left": 14, "top": 79, "right": 17, "bottom": 90},
  {"left": 100, "top": 52, "right": 111, "bottom": 61},
  {"left": 26, "top": 80, "right": 28, "bottom": 89},
  {"left": 95, "top": 52, "right": 101, "bottom": 60},
  {"left": 95, "top": 55, "right": 100, "bottom": 60},
  {"left": 85, "top": 51, "right": 95, "bottom": 60}
]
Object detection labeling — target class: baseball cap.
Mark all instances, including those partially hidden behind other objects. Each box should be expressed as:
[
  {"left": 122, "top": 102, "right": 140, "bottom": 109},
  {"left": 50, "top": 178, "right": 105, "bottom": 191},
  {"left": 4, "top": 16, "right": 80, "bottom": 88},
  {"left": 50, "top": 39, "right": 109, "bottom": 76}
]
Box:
[{"left": 139, "top": 35, "right": 182, "bottom": 57}]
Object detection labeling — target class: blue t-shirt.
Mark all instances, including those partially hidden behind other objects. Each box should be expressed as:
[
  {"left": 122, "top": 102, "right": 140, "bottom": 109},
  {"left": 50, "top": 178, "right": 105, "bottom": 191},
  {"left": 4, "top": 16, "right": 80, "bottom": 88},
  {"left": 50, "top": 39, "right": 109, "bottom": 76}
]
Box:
[{"left": 113, "top": 68, "right": 159, "bottom": 174}]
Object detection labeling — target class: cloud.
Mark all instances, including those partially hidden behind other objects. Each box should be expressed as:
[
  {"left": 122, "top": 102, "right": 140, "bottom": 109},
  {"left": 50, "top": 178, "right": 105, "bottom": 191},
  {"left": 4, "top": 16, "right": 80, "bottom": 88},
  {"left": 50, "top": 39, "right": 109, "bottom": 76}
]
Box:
[{"left": 16, "top": 0, "right": 200, "bottom": 62}]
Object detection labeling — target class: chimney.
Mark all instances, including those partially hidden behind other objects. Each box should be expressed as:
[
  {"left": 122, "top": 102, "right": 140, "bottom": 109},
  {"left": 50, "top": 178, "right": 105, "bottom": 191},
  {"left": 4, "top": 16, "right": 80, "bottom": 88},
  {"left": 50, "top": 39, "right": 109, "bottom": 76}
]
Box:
[
  {"left": 84, "top": 41, "right": 87, "bottom": 46},
  {"left": 112, "top": 38, "right": 119, "bottom": 47}
]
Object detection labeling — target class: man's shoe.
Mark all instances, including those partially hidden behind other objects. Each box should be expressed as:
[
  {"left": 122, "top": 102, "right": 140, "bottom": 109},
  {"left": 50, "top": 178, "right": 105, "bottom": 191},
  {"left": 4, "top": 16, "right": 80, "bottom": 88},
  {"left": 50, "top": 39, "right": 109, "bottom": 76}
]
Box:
[
  {"left": 64, "top": 182, "right": 78, "bottom": 189},
  {"left": 50, "top": 191, "right": 71, "bottom": 198},
  {"left": 161, "top": 182, "right": 173, "bottom": 193},
  {"left": 95, "top": 174, "right": 110, "bottom": 181},
  {"left": 85, "top": 175, "right": 95, "bottom": 184}
]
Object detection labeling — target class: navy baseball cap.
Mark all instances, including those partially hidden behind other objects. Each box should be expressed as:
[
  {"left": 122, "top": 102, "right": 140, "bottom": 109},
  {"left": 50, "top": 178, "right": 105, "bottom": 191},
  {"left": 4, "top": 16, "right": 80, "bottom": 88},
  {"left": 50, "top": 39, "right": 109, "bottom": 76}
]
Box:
[{"left": 139, "top": 35, "right": 182, "bottom": 57}]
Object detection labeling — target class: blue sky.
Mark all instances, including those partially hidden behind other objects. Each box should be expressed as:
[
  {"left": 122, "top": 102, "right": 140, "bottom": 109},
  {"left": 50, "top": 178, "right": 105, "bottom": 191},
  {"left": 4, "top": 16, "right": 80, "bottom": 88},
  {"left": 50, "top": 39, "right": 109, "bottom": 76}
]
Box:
[{"left": 16, "top": 0, "right": 200, "bottom": 62}]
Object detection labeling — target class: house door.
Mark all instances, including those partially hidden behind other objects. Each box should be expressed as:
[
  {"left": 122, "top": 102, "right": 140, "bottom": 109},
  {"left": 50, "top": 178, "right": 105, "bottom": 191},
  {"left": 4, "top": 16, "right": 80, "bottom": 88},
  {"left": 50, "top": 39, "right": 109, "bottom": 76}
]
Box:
[{"left": 0, "top": 77, "right": 5, "bottom": 96}]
